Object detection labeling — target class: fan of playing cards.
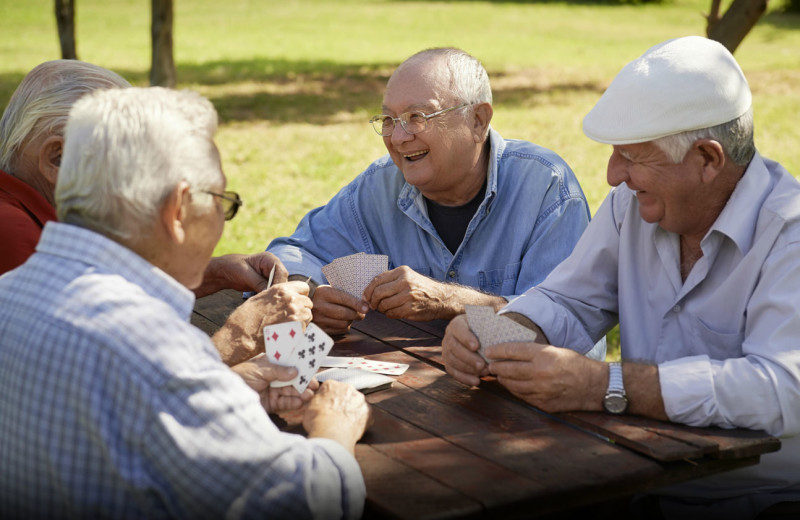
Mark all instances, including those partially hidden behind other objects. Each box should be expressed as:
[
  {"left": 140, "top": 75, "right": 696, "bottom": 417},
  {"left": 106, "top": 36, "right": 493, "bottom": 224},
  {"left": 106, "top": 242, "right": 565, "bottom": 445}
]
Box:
[
  {"left": 321, "top": 252, "right": 389, "bottom": 298},
  {"left": 264, "top": 321, "right": 409, "bottom": 394},
  {"left": 264, "top": 321, "right": 334, "bottom": 393},
  {"left": 465, "top": 305, "right": 538, "bottom": 362}
]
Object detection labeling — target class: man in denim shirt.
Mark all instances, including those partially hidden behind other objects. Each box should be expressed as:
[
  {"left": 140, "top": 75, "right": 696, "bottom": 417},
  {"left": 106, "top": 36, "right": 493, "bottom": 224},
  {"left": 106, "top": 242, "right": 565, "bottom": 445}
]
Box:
[{"left": 268, "top": 48, "right": 594, "bottom": 340}]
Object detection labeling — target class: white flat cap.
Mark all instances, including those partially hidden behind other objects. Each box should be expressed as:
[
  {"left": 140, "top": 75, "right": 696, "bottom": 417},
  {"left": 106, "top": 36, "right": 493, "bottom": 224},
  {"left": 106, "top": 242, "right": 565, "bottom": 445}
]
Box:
[{"left": 583, "top": 36, "right": 752, "bottom": 145}]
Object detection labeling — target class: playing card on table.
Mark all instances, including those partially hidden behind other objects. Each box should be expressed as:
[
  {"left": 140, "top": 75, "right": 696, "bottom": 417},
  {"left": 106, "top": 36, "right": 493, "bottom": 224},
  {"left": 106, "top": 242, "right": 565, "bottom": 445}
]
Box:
[
  {"left": 465, "top": 305, "right": 538, "bottom": 362},
  {"left": 354, "top": 358, "right": 409, "bottom": 376},
  {"left": 316, "top": 367, "right": 394, "bottom": 394},
  {"left": 322, "top": 252, "right": 389, "bottom": 299},
  {"left": 322, "top": 356, "right": 366, "bottom": 368}
]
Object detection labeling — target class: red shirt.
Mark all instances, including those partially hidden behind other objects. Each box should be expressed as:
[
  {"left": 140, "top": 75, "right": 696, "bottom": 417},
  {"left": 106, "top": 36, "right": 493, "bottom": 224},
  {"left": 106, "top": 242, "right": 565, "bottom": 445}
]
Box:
[{"left": 0, "top": 169, "right": 57, "bottom": 275}]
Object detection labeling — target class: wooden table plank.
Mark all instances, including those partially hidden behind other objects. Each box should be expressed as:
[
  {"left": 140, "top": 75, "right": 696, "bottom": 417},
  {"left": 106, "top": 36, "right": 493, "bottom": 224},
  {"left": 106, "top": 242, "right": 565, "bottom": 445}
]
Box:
[{"left": 563, "top": 411, "right": 781, "bottom": 461}]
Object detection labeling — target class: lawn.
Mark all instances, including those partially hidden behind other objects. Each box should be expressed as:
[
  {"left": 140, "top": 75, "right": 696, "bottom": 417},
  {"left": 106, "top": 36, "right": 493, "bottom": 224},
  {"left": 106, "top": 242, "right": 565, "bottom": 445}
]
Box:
[{"left": 2, "top": 0, "right": 799, "bottom": 358}]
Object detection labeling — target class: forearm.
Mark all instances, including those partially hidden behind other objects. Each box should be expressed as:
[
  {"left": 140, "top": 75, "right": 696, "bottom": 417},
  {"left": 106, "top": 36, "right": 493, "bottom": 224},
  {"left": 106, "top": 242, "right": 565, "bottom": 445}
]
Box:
[
  {"left": 435, "top": 284, "right": 507, "bottom": 320},
  {"left": 194, "top": 256, "right": 229, "bottom": 298},
  {"left": 211, "top": 317, "right": 261, "bottom": 366},
  {"left": 623, "top": 362, "right": 668, "bottom": 420}
]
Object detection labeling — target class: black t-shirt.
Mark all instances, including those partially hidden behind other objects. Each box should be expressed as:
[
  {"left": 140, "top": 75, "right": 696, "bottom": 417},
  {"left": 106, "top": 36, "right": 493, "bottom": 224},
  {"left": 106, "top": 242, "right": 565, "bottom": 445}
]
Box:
[{"left": 424, "top": 179, "right": 487, "bottom": 255}]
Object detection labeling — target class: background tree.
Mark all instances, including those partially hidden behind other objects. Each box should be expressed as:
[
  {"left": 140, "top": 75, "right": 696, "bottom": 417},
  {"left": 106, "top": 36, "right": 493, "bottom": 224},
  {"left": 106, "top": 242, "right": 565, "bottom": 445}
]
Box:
[
  {"left": 150, "top": 0, "right": 176, "bottom": 87},
  {"left": 706, "top": 0, "right": 769, "bottom": 52},
  {"left": 54, "top": 0, "right": 77, "bottom": 59}
]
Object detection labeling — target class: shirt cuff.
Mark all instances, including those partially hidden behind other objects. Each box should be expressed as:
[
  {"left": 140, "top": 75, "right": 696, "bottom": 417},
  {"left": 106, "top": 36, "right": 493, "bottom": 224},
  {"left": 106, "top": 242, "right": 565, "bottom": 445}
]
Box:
[{"left": 659, "top": 355, "right": 719, "bottom": 428}]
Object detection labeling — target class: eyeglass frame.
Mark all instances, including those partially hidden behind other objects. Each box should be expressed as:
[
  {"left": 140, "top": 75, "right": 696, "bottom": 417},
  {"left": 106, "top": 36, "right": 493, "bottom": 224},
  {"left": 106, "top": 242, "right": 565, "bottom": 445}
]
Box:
[
  {"left": 202, "top": 190, "right": 242, "bottom": 221},
  {"left": 369, "top": 102, "right": 472, "bottom": 137}
]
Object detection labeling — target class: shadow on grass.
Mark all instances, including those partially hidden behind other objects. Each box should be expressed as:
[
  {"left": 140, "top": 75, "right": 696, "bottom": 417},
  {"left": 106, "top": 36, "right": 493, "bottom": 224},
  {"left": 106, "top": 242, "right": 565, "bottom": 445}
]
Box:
[{"left": 0, "top": 58, "right": 606, "bottom": 125}]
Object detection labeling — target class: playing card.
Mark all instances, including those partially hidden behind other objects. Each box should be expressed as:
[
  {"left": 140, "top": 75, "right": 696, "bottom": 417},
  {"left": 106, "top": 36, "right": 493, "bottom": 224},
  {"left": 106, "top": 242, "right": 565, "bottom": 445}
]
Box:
[
  {"left": 465, "top": 305, "right": 538, "bottom": 361},
  {"left": 354, "top": 358, "right": 409, "bottom": 376},
  {"left": 322, "top": 356, "right": 366, "bottom": 368},
  {"left": 322, "top": 253, "right": 389, "bottom": 299},
  {"left": 263, "top": 321, "right": 304, "bottom": 365},
  {"left": 316, "top": 367, "right": 394, "bottom": 394},
  {"left": 272, "top": 322, "right": 335, "bottom": 393}
]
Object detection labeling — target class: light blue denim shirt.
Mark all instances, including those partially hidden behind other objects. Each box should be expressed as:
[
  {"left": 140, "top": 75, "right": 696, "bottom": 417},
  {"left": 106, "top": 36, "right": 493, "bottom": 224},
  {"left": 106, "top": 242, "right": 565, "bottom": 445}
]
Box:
[{"left": 268, "top": 129, "right": 591, "bottom": 301}]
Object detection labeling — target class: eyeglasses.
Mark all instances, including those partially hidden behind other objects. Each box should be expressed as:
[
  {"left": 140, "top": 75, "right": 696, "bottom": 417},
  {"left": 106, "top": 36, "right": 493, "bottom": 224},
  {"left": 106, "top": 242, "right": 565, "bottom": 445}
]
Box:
[
  {"left": 203, "top": 190, "right": 242, "bottom": 221},
  {"left": 369, "top": 103, "right": 471, "bottom": 137}
]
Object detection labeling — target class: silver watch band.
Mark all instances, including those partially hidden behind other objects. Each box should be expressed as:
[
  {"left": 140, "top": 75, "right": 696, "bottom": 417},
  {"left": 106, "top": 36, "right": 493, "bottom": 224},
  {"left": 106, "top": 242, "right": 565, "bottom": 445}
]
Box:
[{"left": 608, "top": 361, "right": 625, "bottom": 394}]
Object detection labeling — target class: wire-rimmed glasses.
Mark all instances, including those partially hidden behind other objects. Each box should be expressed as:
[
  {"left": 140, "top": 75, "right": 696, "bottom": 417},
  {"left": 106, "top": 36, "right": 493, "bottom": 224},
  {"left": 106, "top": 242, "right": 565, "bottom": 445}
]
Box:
[{"left": 369, "top": 103, "right": 471, "bottom": 137}]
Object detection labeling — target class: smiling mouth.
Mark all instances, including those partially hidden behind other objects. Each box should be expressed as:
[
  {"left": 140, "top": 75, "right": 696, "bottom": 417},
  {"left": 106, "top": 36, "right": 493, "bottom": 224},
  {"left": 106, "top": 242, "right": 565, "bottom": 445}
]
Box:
[{"left": 403, "top": 150, "right": 428, "bottom": 162}]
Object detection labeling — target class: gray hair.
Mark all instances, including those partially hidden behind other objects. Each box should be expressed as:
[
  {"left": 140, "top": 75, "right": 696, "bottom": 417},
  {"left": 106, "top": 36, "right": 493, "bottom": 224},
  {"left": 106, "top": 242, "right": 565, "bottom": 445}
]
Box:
[
  {"left": 0, "top": 60, "right": 130, "bottom": 173},
  {"left": 404, "top": 47, "right": 493, "bottom": 107},
  {"left": 653, "top": 108, "right": 755, "bottom": 166},
  {"left": 57, "top": 87, "right": 221, "bottom": 241}
]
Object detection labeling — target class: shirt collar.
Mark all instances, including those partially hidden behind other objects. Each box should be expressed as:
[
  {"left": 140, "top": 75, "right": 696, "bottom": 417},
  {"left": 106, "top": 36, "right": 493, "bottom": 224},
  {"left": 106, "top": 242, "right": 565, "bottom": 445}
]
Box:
[
  {"left": 706, "top": 152, "right": 771, "bottom": 255},
  {"left": 36, "top": 222, "right": 196, "bottom": 320},
  {"left": 0, "top": 169, "right": 58, "bottom": 227}
]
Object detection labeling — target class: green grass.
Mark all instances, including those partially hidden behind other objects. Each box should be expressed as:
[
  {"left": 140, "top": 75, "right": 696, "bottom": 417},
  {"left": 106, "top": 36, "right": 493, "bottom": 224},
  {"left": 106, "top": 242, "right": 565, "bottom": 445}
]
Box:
[{"left": 2, "top": 0, "right": 799, "bottom": 359}]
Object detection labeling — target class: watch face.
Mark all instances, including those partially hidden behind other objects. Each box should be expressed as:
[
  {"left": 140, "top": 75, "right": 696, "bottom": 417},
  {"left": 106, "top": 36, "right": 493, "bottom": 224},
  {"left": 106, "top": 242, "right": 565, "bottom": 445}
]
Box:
[{"left": 604, "top": 394, "right": 628, "bottom": 414}]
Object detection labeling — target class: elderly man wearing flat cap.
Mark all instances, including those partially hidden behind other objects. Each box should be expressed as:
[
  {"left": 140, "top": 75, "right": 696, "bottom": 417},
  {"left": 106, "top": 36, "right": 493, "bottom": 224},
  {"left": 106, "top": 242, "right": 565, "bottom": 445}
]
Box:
[{"left": 443, "top": 36, "right": 800, "bottom": 518}]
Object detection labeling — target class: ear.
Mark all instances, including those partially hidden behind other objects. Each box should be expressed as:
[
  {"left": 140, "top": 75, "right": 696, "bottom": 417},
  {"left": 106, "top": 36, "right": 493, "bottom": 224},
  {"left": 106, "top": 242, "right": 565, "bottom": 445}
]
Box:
[
  {"left": 692, "top": 139, "right": 726, "bottom": 185},
  {"left": 160, "top": 181, "right": 192, "bottom": 245},
  {"left": 37, "top": 135, "right": 63, "bottom": 185},
  {"left": 471, "top": 102, "right": 493, "bottom": 143}
]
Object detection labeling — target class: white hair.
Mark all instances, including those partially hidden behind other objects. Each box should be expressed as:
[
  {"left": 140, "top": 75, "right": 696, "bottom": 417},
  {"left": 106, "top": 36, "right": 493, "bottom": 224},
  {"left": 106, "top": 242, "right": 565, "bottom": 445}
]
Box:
[
  {"left": 56, "top": 87, "right": 221, "bottom": 241},
  {"left": 653, "top": 108, "right": 755, "bottom": 166},
  {"left": 0, "top": 60, "right": 130, "bottom": 173},
  {"left": 403, "top": 47, "right": 493, "bottom": 109}
]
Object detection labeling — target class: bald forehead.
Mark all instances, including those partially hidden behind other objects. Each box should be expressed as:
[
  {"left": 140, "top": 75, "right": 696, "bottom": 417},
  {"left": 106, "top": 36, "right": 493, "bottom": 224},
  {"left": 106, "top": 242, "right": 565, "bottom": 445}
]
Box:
[{"left": 383, "top": 55, "right": 451, "bottom": 109}]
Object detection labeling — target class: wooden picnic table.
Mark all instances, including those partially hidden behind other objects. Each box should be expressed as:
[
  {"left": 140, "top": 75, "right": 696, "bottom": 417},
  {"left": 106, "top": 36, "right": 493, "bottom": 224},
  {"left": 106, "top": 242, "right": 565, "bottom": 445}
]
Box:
[{"left": 193, "top": 289, "right": 781, "bottom": 519}]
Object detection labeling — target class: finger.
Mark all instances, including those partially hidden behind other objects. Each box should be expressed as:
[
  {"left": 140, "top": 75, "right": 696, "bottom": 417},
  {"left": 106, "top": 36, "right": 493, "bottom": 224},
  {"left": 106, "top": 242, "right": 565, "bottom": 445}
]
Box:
[
  {"left": 316, "top": 286, "right": 368, "bottom": 313},
  {"left": 363, "top": 268, "right": 400, "bottom": 301},
  {"left": 273, "top": 280, "right": 311, "bottom": 296},
  {"left": 368, "top": 282, "right": 407, "bottom": 313},
  {"left": 485, "top": 342, "right": 541, "bottom": 363},
  {"left": 445, "top": 364, "right": 482, "bottom": 387}
]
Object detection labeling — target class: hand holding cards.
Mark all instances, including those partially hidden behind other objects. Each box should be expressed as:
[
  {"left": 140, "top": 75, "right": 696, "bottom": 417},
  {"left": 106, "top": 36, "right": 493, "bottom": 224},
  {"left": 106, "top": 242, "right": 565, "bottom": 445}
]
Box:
[
  {"left": 465, "top": 305, "right": 538, "bottom": 362},
  {"left": 264, "top": 321, "right": 334, "bottom": 393},
  {"left": 322, "top": 252, "right": 388, "bottom": 298}
]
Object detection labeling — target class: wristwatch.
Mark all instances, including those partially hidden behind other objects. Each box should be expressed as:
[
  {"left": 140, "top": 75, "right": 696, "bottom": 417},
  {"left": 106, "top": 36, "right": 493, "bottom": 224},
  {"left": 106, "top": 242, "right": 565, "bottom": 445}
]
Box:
[{"left": 603, "top": 361, "right": 628, "bottom": 414}]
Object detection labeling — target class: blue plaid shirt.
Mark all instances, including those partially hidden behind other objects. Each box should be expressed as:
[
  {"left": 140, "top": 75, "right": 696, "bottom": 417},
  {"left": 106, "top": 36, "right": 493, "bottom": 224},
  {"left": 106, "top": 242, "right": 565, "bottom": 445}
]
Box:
[{"left": 0, "top": 222, "right": 365, "bottom": 519}]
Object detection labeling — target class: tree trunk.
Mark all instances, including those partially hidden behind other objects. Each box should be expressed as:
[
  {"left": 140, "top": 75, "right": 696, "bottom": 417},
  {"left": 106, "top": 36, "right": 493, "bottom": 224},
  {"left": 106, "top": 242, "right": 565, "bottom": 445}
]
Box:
[
  {"left": 707, "top": 0, "right": 768, "bottom": 53},
  {"left": 54, "top": 0, "right": 77, "bottom": 60},
  {"left": 150, "top": 0, "right": 176, "bottom": 87}
]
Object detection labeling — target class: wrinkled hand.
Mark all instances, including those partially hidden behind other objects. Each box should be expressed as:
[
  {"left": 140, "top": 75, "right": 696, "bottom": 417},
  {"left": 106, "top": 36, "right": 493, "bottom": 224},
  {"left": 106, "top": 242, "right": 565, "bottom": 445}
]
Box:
[
  {"left": 311, "top": 285, "right": 368, "bottom": 335},
  {"left": 231, "top": 354, "right": 319, "bottom": 413},
  {"left": 213, "top": 281, "right": 313, "bottom": 365},
  {"left": 442, "top": 315, "right": 490, "bottom": 387},
  {"left": 303, "top": 380, "right": 372, "bottom": 454},
  {"left": 487, "top": 342, "right": 604, "bottom": 413},
  {"left": 364, "top": 266, "right": 449, "bottom": 321},
  {"left": 197, "top": 253, "right": 289, "bottom": 298}
]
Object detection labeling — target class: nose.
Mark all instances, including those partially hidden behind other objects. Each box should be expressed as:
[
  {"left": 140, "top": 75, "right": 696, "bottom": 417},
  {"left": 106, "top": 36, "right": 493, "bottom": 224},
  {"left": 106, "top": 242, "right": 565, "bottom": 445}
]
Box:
[
  {"left": 389, "top": 121, "right": 414, "bottom": 146},
  {"left": 606, "top": 148, "right": 629, "bottom": 187}
]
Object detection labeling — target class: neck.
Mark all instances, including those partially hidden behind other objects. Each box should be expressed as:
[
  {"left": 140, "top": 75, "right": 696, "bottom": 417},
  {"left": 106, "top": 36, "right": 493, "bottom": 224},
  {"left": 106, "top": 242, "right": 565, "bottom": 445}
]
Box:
[{"left": 424, "top": 141, "right": 490, "bottom": 206}]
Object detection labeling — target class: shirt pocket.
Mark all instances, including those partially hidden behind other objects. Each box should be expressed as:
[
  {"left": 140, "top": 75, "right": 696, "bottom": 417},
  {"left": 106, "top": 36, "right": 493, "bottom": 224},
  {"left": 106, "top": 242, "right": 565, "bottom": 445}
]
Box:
[
  {"left": 688, "top": 313, "right": 744, "bottom": 361},
  {"left": 478, "top": 262, "right": 521, "bottom": 295}
]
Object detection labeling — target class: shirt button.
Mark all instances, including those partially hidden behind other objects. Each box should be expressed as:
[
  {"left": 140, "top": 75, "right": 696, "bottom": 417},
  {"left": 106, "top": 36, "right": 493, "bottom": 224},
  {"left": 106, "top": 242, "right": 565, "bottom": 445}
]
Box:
[
  {"left": 448, "top": 270, "right": 456, "bottom": 278},
  {"left": 673, "top": 304, "right": 681, "bottom": 313}
]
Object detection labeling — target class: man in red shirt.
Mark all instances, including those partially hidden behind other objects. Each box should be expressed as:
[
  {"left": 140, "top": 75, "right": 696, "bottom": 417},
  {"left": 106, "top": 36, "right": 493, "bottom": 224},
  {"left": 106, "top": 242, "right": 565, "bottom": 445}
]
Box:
[{"left": 0, "top": 60, "right": 129, "bottom": 275}]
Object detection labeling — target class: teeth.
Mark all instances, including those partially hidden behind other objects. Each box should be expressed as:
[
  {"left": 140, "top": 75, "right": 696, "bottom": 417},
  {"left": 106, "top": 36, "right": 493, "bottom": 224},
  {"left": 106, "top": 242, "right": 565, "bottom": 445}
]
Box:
[{"left": 404, "top": 150, "right": 427, "bottom": 159}]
